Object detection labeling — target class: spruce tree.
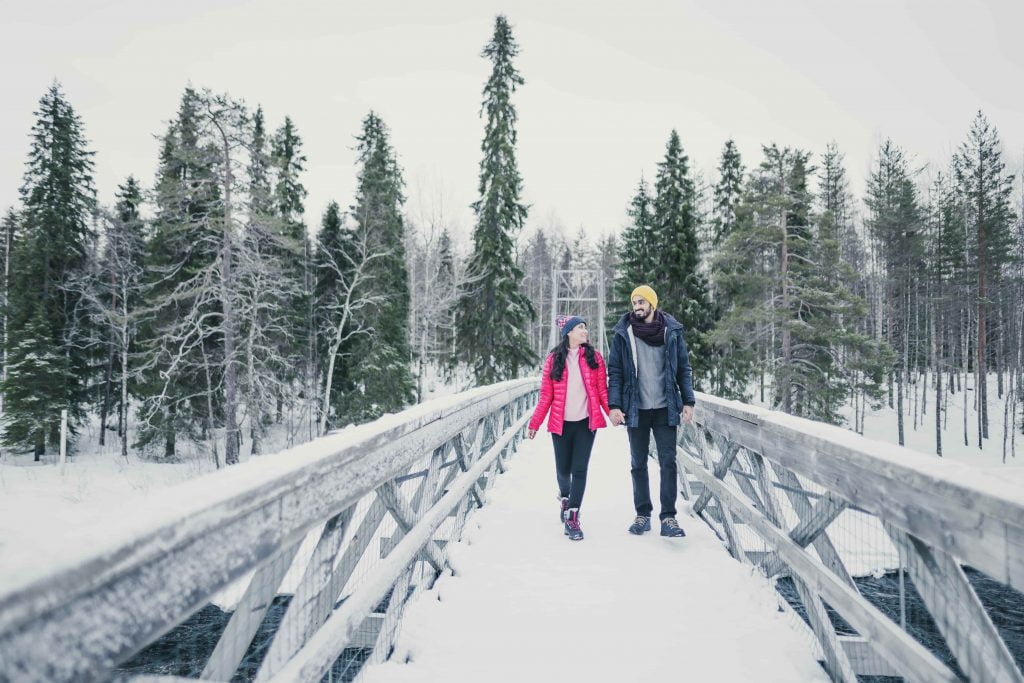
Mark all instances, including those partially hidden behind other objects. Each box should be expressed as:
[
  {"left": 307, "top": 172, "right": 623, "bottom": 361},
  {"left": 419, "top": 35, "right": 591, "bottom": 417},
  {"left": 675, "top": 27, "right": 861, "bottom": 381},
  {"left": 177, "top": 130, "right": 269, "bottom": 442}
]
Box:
[
  {"left": 711, "top": 139, "right": 744, "bottom": 247},
  {"left": 614, "top": 176, "right": 654, "bottom": 313},
  {"left": 343, "top": 112, "right": 414, "bottom": 423},
  {"left": 1, "top": 208, "right": 17, "bottom": 418},
  {"left": 238, "top": 106, "right": 288, "bottom": 454},
  {"left": 456, "top": 15, "right": 535, "bottom": 385},
  {"left": 714, "top": 144, "right": 887, "bottom": 421},
  {"left": 94, "top": 177, "right": 146, "bottom": 451},
  {"left": 313, "top": 200, "right": 351, "bottom": 421},
  {"left": 136, "top": 87, "right": 222, "bottom": 459},
  {"left": 954, "top": 111, "right": 1016, "bottom": 444},
  {"left": 3, "top": 83, "right": 96, "bottom": 457},
  {"left": 651, "top": 130, "right": 714, "bottom": 389},
  {"left": 436, "top": 228, "right": 457, "bottom": 367},
  {"left": 865, "top": 140, "right": 925, "bottom": 443},
  {"left": 271, "top": 115, "right": 309, "bottom": 410}
]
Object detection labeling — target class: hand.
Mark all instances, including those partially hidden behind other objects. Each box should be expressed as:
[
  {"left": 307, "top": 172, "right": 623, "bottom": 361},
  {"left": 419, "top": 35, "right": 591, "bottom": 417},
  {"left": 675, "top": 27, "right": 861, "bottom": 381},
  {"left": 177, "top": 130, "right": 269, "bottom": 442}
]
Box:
[
  {"left": 527, "top": 429, "right": 537, "bottom": 439},
  {"left": 681, "top": 405, "right": 694, "bottom": 424},
  {"left": 609, "top": 409, "right": 624, "bottom": 426}
]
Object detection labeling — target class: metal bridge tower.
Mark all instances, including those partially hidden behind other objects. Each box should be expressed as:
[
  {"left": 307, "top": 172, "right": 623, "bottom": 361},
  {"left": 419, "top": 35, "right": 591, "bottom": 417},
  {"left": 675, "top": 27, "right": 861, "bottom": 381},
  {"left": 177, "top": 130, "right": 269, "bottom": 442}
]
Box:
[{"left": 547, "top": 268, "right": 607, "bottom": 354}]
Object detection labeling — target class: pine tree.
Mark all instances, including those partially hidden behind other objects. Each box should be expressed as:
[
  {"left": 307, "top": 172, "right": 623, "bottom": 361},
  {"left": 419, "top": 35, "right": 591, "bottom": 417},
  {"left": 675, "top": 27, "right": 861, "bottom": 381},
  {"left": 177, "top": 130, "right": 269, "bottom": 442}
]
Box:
[
  {"left": 93, "top": 177, "right": 146, "bottom": 454},
  {"left": 711, "top": 139, "right": 744, "bottom": 247},
  {"left": 651, "top": 130, "right": 714, "bottom": 389},
  {"left": 136, "top": 87, "right": 222, "bottom": 459},
  {"left": 714, "top": 144, "right": 888, "bottom": 422},
  {"left": 614, "top": 176, "right": 655, "bottom": 313},
  {"left": 270, "top": 115, "right": 309, "bottom": 419},
  {"left": 954, "top": 111, "right": 1016, "bottom": 445},
  {"left": 706, "top": 141, "right": 750, "bottom": 398},
  {"left": 865, "top": 140, "right": 925, "bottom": 443},
  {"left": 342, "top": 112, "right": 415, "bottom": 423},
  {"left": 3, "top": 83, "right": 96, "bottom": 457},
  {"left": 817, "top": 144, "right": 881, "bottom": 431},
  {"left": 456, "top": 15, "right": 536, "bottom": 385},
  {"left": 237, "top": 106, "right": 296, "bottom": 455},
  {"left": 522, "top": 228, "right": 559, "bottom": 356},
  {"left": 313, "top": 201, "right": 350, "bottom": 425},
  {"left": 436, "top": 228, "right": 457, "bottom": 363},
  {"left": 1, "top": 208, "right": 17, "bottom": 419}
]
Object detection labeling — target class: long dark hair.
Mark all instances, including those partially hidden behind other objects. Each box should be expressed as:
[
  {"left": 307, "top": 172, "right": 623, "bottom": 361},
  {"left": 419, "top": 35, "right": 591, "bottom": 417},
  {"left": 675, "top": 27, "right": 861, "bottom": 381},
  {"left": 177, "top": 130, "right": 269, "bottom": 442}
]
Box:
[{"left": 549, "top": 338, "right": 599, "bottom": 380}]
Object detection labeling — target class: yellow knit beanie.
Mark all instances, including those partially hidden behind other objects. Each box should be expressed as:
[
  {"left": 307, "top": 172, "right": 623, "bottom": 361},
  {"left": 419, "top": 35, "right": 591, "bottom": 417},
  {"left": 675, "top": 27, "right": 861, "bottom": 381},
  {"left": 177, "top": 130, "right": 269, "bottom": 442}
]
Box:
[{"left": 630, "top": 285, "right": 658, "bottom": 310}]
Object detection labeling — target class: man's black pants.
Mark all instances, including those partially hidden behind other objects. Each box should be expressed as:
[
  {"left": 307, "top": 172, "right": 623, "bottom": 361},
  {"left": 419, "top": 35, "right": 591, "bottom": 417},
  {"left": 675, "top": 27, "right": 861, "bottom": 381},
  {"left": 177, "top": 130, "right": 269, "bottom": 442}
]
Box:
[{"left": 627, "top": 408, "right": 678, "bottom": 520}]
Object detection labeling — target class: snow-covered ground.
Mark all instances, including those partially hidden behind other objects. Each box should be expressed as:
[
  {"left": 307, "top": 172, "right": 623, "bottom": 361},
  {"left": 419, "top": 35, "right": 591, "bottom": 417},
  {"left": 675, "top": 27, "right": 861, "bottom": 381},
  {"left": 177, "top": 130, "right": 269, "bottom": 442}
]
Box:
[
  {"left": 746, "top": 374, "right": 1024, "bottom": 479},
  {"left": 359, "top": 426, "right": 829, "bottom": 683}
]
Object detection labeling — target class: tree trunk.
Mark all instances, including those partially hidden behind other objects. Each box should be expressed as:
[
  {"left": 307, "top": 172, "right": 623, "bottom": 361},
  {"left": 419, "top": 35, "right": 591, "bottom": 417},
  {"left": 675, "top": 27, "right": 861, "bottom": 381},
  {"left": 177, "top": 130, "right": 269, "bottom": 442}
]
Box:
[
  {"left": 779, "top": 190, "right": 792, "bottom": 414},
  {"left": 165, "top": 403, "right": 176, "bottom": 459},
  {"left": 934, "top": 292, "right": 942, "bottom": 456},
  {"left": 98, "top": 347, "right": 115, "bottom": 447},
  {"left": 214, "top": 119, "right": 240, "bottom": 466},
  {"left": 120, "top": 285, "right": 129, "bottom": 461}
]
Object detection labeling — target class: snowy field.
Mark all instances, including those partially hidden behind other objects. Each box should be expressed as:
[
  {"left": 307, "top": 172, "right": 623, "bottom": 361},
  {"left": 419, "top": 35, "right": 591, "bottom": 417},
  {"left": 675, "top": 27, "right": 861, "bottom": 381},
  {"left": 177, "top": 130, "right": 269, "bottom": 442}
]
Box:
[{"left": 359, "top": 426, "right": 828, "bottom": 683}]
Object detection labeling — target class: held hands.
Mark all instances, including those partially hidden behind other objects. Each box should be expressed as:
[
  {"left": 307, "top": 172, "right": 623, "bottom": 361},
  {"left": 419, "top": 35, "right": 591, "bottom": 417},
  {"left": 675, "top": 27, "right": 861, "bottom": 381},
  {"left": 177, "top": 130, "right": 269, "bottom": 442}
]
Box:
[
  {"left": 608, "top": 409, "right": 625, "bottom": 426},
  {"left": 681, "top": 405, "right": 694, "bottom": 424}
]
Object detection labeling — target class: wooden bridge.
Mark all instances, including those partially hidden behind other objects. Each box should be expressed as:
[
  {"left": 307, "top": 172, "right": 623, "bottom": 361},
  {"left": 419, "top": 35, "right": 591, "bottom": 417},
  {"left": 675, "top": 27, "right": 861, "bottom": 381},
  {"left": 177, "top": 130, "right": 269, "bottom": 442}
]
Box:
[{"left": 0, "top": 379, "right": 1021, "bottom": 682}]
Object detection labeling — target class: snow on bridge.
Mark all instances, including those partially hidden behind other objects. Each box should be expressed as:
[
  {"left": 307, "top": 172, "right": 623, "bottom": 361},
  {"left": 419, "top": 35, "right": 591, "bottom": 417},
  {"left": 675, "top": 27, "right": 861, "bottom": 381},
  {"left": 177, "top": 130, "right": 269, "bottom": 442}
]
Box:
[{"left": 359, "top": 425, "right": 828, "bottom": 682}]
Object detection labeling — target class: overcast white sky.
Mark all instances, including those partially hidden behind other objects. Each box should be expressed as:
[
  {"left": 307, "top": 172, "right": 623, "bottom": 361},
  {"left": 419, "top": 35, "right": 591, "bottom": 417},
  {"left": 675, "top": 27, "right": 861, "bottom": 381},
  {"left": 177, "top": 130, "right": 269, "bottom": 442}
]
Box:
[{"left": 2, "top": 0, "right": 1022, "bottom": 244}]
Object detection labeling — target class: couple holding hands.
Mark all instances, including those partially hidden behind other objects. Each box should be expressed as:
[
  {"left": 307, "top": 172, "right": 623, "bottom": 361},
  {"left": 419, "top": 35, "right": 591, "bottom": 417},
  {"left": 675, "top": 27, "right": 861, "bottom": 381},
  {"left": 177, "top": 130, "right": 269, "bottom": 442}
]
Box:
[{"left": 527, "top": 285, "right": 696, "bottom": 541}]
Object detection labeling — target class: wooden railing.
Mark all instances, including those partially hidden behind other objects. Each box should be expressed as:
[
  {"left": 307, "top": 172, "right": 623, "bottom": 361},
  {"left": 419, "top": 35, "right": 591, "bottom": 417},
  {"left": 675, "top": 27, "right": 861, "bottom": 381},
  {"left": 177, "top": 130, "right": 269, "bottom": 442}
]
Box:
[
  {"left": 679, "top": 392, "right": 1024, "bottom": 683},
  {"left": 0, "top": 378, "right": 537, "bottom": 682}
]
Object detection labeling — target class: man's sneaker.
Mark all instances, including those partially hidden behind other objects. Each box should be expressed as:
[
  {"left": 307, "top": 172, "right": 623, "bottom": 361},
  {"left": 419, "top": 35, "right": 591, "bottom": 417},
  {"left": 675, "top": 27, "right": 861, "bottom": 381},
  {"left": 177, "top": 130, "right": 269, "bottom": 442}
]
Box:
[
  {"left": 564, "top": 509, "right": 584, "bottom": 541},
  {"left": 558, "top": 495, "right": 569, "bottom": 523},
  {"left": 628, "top": 515, "right": 651, "bottom": 535},
  {"left": 660, "top": 517, "right": 686, "bottom": 538}
]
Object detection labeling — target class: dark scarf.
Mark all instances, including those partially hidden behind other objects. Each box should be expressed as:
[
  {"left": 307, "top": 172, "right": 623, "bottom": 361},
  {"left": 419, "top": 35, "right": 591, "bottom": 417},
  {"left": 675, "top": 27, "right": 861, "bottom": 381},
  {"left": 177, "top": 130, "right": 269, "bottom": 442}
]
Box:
[{"left": 630, "top": 310, "right": 666, "bottom": 347}]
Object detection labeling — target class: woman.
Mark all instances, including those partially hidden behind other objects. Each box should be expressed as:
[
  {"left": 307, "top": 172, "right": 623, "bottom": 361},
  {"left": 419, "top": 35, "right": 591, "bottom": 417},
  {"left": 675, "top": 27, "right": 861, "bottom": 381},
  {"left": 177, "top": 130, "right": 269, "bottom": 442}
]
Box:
[{"left": 527, "top": 314, "right": 612, "bottom": 541}]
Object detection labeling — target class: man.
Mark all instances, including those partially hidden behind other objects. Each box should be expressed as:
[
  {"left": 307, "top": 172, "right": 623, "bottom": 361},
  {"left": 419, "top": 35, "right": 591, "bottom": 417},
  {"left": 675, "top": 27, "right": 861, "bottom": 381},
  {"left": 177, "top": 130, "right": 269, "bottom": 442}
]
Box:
[{"left": 607, "top": 285, "right": 695, "bottom": 537}]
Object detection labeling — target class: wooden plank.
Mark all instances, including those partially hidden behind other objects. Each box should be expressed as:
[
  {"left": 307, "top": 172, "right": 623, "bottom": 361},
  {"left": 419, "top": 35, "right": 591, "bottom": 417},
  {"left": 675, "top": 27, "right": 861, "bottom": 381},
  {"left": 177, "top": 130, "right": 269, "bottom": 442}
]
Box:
[
  {"left": 679, "top": 437, "right": 745, "bottom": 562},
  {"left": 368, "top": 563, "right": 415, "bottom": 665},
  {"left": 838, "top": 636, "right": 900, "bottom": 677},
  {"left": 747, "top": 449, "right": 857, "bottom": 681},
  {"left": 792, "top": 575, "right": 859, "bottom": 683},
  {"left": 885, "top": 524, "right": 1024, "bottom": 683},
  {"left": 0, "top": 380, "right": 538, "bottom": 683},
  {"left": 324, "top": 495, "right": 388, "bottom": 606},
  {"left": 200, "top": 540, "right": 302, "bottom": 681},
  {"left": 348, "top": 613, "right": 385, "bottom": 649},
  {"left": 691, "top": 430, "right": 740, "bottom": 514},
  {"left": 693, "top": 394, "right": 1024, "bottom": 592},
  {"left": 380, "top": 537, "right": 449, "bottom": 558},
  {"left": 255, "top": 506, "right": 356, "bottom": 681},
  {"left": 789, "top": 494, "right": 848, "bottom": 548},
  {"left": 377, "top": 482, "right": 446, "bottom": 572},
  {"left": 762, "top": 491, "right": 848, "bottom": 581},
  {"left": 683, "top": 457, "right": 959, "bottom": 682},
  {"left": 769, "top": 464, "right": 858, "bottom": 591}
]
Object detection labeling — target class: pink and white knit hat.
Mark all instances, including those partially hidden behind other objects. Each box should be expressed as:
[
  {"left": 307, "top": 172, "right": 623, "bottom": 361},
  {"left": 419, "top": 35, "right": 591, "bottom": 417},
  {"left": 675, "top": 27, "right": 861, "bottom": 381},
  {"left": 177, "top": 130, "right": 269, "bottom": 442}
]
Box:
[{"left": 555, "top": 314, "right": 586, "bottom": 337}]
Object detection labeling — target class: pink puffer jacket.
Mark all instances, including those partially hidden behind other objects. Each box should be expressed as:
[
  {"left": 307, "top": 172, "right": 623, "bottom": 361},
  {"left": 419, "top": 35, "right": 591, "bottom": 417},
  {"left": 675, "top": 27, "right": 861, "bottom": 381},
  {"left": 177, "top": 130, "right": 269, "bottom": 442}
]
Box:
[{"left": 529, "top": 348, "right": 611, "bottom": 435}]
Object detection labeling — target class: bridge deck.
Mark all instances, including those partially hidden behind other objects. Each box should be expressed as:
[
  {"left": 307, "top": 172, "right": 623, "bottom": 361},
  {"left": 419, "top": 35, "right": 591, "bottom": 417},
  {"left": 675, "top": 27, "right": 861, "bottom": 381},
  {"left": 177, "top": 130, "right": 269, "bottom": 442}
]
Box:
[{"left": 359, "top": 427, "right": 828, "bottom": 682}]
